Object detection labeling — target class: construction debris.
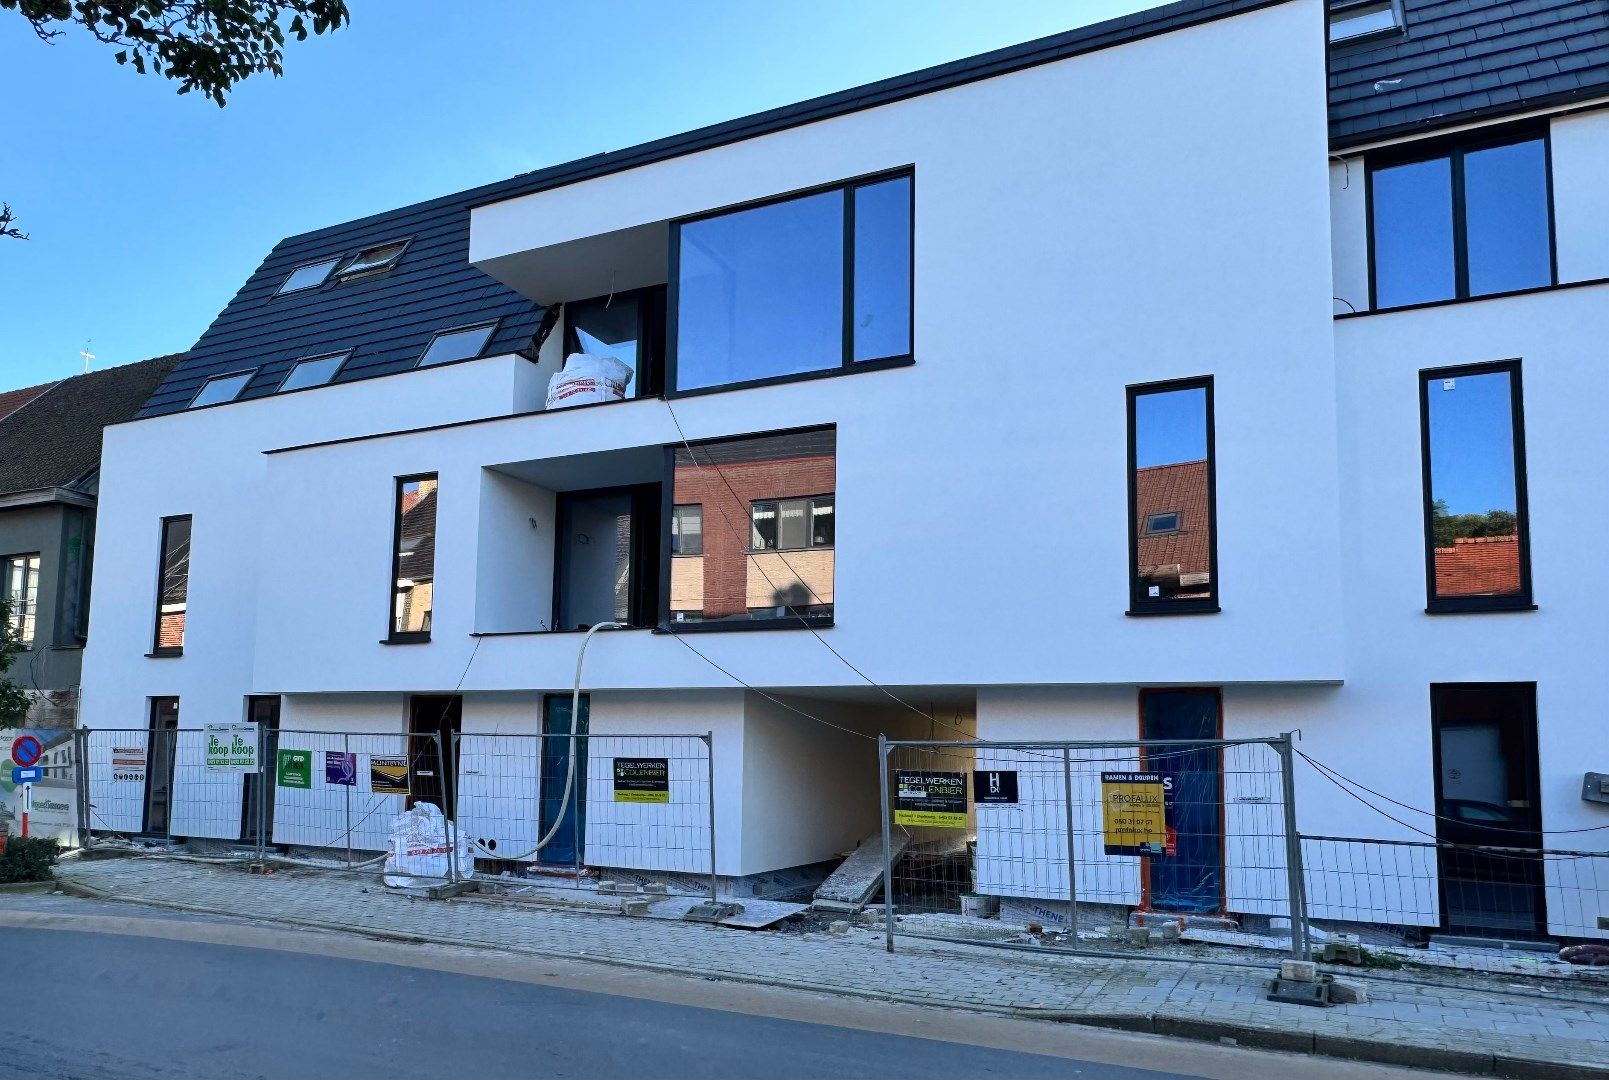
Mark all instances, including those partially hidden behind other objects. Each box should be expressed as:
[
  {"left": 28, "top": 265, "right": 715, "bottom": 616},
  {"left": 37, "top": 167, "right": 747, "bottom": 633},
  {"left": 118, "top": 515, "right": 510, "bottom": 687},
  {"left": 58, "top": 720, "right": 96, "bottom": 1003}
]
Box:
[{"left": 812, "top": 833, "right": 908, "bottom": 913}]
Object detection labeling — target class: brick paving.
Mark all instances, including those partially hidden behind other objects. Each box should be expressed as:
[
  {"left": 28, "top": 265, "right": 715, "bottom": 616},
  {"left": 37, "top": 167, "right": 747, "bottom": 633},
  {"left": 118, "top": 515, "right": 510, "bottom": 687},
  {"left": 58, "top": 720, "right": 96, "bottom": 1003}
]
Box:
[{"left": 52, "top": 856, "right": 1609, "bottom": 1076}]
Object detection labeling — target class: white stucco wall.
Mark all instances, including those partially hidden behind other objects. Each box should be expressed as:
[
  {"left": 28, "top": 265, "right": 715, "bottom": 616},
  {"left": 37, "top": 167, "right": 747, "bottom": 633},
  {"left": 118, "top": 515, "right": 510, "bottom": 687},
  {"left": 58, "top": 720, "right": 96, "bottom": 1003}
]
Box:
[{"left": 1550, "top": 109, "right": 1609, "bottom": 285}]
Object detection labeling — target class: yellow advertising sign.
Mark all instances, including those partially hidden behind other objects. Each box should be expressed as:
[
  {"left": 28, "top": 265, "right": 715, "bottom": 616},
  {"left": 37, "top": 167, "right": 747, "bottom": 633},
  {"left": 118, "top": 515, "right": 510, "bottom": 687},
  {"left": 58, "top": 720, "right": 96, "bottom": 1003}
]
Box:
[
  {"left": 894, "top": 771, "right": 968, "bottom": 828},
  {"left": 1101, "top": 771, "right": 1172, "bottom": 856}
]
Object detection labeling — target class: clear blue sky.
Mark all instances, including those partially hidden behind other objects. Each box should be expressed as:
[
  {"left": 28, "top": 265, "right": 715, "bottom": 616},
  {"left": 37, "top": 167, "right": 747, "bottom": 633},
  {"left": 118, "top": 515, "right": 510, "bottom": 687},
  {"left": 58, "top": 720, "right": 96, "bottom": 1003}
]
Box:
[{"left": 0, "top": 0, "right": 1151, "bottom": 391}]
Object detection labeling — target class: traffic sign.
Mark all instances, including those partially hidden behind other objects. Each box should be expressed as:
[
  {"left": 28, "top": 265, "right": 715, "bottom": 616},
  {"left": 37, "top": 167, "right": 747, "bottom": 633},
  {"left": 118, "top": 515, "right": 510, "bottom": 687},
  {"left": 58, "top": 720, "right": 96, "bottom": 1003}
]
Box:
[
  {"left": 10, "top": 735, "right": 41, "bottom": 768},
  {"left": 11, "top": 766, "right": 41, "bottom": 784}
]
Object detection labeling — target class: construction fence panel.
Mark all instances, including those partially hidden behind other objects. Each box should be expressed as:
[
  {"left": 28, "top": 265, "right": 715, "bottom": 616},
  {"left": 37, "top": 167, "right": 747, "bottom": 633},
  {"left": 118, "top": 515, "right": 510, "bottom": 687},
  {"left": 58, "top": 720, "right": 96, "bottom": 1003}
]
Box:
[
  {"left": 454, "top": 732, "right": 715, "bottom": 894},
  {"left": 880, "top": 736, "right": 1306, "bottom": 958}
]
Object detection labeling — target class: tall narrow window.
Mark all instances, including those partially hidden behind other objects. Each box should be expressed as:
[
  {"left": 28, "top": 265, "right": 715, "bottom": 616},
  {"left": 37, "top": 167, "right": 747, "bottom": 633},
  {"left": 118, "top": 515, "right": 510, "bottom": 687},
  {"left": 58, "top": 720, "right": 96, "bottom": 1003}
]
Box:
[
  {"left": 1370, "top": 131, "right": 1552, "bottom": 309},
  {"left": 152, "top": 517, "right": 190, "bottom": 654},
  {"left": 1420, "top": 362, "right": 1531, "bottom": 612},
  {"left": 390, "top": 476, "right": 438, "bottom": 641},
  {"left": 1128, "top": 379, "right": 1217, "bottom": 614},
  {"left": 672, "top": 172, "right": 912, "bottom": 393},
  {"left": 2, "top": 553, "right": 41, "bottom": 649},
  {"left": 667, "top": 428, "right": 836, "bottom": 626},
  {"left": 670, "top": 504, "right": 703, "bottom": 556}
]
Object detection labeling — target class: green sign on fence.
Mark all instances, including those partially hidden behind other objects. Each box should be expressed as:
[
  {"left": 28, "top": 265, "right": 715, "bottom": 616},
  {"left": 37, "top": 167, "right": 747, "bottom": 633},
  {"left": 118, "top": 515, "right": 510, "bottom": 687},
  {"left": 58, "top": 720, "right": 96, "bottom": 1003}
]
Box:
[{"left": 277, "top": 748, "right": 312, "bottom": 789}]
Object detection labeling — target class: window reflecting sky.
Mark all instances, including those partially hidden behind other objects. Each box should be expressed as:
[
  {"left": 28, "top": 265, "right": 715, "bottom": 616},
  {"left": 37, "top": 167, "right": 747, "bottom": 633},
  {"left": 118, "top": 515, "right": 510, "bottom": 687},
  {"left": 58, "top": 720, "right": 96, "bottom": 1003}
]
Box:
[
  {"left": 1373, "top": 157, "right": 1456, "bottom": 307},
  {"left": 1134, "top": 386, "right": 1207, "bottom": 468},
  {"left": 1427, "top": 371, "right": 1517, "bottom": 516},
  {"left": 1464, "top": 140, "right": 1550, "bottom": 296}
]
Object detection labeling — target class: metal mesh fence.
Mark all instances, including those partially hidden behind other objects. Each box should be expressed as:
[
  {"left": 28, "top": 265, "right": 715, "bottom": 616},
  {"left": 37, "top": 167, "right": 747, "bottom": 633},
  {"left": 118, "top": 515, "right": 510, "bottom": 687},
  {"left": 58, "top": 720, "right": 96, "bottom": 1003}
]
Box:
[{"left": 878, "top": 736, "right": 1308, "bottom": 958}]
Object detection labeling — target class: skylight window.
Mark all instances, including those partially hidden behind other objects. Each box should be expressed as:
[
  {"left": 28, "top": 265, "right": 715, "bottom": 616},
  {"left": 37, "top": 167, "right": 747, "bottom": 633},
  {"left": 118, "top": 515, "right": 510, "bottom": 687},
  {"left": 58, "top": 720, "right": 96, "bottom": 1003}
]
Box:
[
  {"left": 418, "top": 322, "right": 497, "bottom": 367},
  {"left": 1143, "top": 511, "right": 1182, "bottom": 535},
  {"left": 278, "top": 352, "right": 350, "bottom": 392},
  {"left": 1329, "top": 0, "right": 1402, "bottom": 43},
  {"left": 275, "top": 257, "right": 340, "bottom": 295},
  {"left": 188, "top": 371, "right": 254, "bottom": 408},
  {"left": 337, "top": 240, "right": 409, "bottom": 278}
]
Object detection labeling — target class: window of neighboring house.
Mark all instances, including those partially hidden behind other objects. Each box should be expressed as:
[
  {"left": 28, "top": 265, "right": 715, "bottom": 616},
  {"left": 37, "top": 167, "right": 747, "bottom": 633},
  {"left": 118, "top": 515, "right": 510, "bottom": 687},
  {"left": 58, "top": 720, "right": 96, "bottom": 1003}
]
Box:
[
  {"left": 338, "top": 240, "right": 409, "bottom": 279},
  {"left": 750, "top": 495, "right": 834, "bottom": 551},
  {"left": 1420, "top": 361, "right": 1532, "bottom": 612},
  {"left": 151, "top": 517, "right": 190, "bottom": 654},
  {"left": 670, "top": 504, "right": 703, "bottom": 556},
  {"left": 275, "top": 257, "right": 341, "bottom": 295},
  {"left": 554, "top": 486, "right": 660, "bottom": 631},
  {"left": 667, "top": 427, "right": 836, "bottom": 627},
  {"left": 1328, "top": 0, "right": 1402, "bottom": 43},
  {"left": 671, "top": 172, "right": 912, "bottom": 393},
  {"left": 564, "top": 288, "right": 666, "bottom": 398},
  {"left": 419, "top": 322, "right": 497, "bottom": 367},
  {"left": 277, "top": 352, "right": 350, "bottom": 392},
  {"left": 1370, "top": 131, "right": 1553, "bottom": 309},
  {"left": 2, "top": 553, "right": 41, "bottom": 649},
  {"left": 189, "top": 371, "right": 254, "bottom": 408},
  {"left": 1128, "top": 378, "right": 1217, "bottom": 614},
  {"left": 390, "top": 476, "right": 438, "bottom": 641}
]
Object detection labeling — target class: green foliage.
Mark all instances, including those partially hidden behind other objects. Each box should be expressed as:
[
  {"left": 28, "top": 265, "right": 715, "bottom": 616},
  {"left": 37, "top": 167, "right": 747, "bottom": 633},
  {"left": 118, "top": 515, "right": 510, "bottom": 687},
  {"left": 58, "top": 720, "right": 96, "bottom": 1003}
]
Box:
[
  {"left": 1431, "top": 499, "right": 1517, "bottom": 550},
  {"left": 0, "top": 599, "right": 30, "bottom": 729},
  {"left": 0, "top": 836, "right": 60, "bottom": 883},
  {"left": 1358, "top": 947, "right": 1407, "bottom": 970},
  {"left": 3, "top": 0, "right": 350, "bottom": 106}
]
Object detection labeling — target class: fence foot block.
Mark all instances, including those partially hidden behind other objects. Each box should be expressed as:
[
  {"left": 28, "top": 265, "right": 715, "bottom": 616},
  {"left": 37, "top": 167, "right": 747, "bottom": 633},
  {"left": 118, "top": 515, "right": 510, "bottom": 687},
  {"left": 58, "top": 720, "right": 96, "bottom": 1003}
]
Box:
[{"left": 424, "top": 880, "right": 479, "bottom": 900}]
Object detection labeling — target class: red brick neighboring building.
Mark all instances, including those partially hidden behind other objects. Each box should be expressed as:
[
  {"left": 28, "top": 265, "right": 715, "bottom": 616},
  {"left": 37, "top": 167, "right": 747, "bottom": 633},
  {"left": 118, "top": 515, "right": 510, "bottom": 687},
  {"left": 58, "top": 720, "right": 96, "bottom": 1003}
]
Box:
[
  {"left": 1134, "top": 459, "right": 1211, "bottom": 598},
  {"left": 1434, "top": 534, "right": 1521, "bottom": 597}
]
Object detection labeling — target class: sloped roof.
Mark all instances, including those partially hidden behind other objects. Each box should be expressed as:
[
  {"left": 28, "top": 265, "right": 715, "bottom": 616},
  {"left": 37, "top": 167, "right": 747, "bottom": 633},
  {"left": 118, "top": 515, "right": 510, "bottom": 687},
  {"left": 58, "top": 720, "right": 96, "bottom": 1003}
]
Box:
[
  {"left": 0, "top": 354, "right": 183, "bottom": 497},
  {"left": 1135, "top": 459, "right": 1211, "bottom": 577},
  {"left": 0, "top": 381, "right": 55, "bottom": 422},
  {"left": 1330, "top": 0, "right": 1609, "bottom": 147}
]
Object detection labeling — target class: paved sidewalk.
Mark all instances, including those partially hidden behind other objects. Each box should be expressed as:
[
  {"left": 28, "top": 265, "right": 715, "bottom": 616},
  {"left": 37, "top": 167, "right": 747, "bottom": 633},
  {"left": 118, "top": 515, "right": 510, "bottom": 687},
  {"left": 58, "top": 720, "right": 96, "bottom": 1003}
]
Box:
[{"left": 50, "top": 856, "right": 1609, "bottom": 1078}]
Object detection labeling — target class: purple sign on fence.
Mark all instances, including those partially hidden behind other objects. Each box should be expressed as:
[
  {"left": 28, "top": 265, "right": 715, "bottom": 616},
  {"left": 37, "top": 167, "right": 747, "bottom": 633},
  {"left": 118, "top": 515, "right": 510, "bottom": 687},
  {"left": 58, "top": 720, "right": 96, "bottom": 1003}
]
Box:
[{"left": 325, "top": 751, "right": 357, "bottom": 786}]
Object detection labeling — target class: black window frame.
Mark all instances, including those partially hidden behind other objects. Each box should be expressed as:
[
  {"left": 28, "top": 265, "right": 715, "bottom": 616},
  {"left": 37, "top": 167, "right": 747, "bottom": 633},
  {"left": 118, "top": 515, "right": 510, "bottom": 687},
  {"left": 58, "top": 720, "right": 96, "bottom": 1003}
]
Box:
[
  {"left": 1327, "top": 0, "right": 1404, "bottom": 45},
  {"left": 387, "top": 473, "right": 438, "bottom": 644},
  {"left": 665, "top": 168, "right": 914, "bottom": 399},
  {"left": 1418, "top": 359, "right": 1534, "bottom": 614},
  {"left": 551, "top": 483, "right": 662, "bottom": 632},
  {"left": 274, "top": 256, "right": 342, "bottom": 296},
  {"left": 748, "top": 494, "right": 835, "bottom": 553},
  {"left": 1366, "top": 125, "right": 1557, "bottom": 312},
  {"left": 563, "top": 287, "right": 667, "bottom": 399},
  {"left": 657, "top": 424, "right": 837, "bottom": 633},
  {"left": 276, "top": 350, "right": 352, "bottom": 393},
  {"left": 188, "top": 369, "right": 256, "bottom": 409},
  {"left": 417, "top": 319, "right": 500, "bottom": 369},
  {"left": 149, "top": 515, "right": 191, "bottom": 657},
  {"left": 1126, "top": 376, "right": 1219, "bottom": 617},
  {"left": 337, "top": 238, "right": 412, "bottom": 281}
]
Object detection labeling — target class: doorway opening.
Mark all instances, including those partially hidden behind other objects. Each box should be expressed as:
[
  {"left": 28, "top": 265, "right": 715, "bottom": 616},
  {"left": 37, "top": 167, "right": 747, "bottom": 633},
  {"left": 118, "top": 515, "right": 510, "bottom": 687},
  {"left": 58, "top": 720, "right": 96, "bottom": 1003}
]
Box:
[
  {"left": 1138, "top": 687, "right": 1224, "bottom": 914},
  {"left": 142, "top": 697, "right": 180, "bottom": 838},
  {"left": 1431, "top": 682, "right": 1544, "bottom": 937},
  {"left": 538, "top": 693, "right": 590, "bottom": 866},
  {"left": 241, "top": 695, "right": 281, "bottom": 845},
  {"left": 553, "top": 485, "right": 662, "bottom": 631},
  {"left": 408, "top": 694, "right": 462, "bottom": 820}
]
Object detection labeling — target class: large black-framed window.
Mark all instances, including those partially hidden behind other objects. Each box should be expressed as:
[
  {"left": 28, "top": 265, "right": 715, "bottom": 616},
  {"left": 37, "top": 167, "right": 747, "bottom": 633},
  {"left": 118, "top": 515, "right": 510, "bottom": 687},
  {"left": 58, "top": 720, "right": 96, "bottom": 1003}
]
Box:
[
  {"left": 1127, "top": 378, "right": 1218, "bottom": 615},
  {"left": 563, "top": 286, "right": 666, "bottom": 399},
  {"left": 1419, "top": 360, "right": 1533, "bottom": 613},
  {"left": 150, "top": 516, "right": 191, "bottom": 656},
  {"left": 389, "top": 474, "right": 438, "bottom": 643},
  {"left": 552, "top": 484, "right": 662, "bottom": 632},
  {"left": 1368, "top": 128, "right": 1554, "bottom": 311},
  {"left": 661, "top": 426, "right": 836, "bottom": 630},
  {"left": 668, "top": 170, "right": 912, "bottom": 395}
]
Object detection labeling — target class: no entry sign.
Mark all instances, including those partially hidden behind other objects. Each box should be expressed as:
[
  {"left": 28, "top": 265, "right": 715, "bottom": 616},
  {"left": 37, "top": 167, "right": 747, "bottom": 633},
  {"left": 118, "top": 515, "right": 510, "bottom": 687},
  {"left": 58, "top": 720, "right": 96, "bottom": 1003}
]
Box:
[{"left": 10, "top": 735, "right": 41, "bottom": 768}]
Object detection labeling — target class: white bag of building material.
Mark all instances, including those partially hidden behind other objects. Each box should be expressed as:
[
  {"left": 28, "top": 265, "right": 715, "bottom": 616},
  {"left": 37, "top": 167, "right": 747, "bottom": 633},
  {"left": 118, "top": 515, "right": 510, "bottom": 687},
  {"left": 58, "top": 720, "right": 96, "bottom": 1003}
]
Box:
[
  {"left": 546, "top": 352, "right": 633, "bottom": 410},
  {"left": 384, "top": 802, "right": 473, "bottom": 887}
]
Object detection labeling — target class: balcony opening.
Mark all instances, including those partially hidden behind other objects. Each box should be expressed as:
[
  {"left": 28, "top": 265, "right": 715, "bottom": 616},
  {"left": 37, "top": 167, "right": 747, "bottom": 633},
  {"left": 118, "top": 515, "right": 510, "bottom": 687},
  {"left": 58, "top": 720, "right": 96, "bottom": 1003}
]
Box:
[{"left": 554, "top": 485, "right": 662, "bottom": 631}]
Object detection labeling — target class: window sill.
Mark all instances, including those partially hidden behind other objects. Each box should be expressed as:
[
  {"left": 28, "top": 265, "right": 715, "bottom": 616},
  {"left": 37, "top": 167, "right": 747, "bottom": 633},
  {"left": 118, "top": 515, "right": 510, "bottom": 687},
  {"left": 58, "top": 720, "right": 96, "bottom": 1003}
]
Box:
[
  {"left": 471, "top": 626, "right": 655, "bottom": 638},
  {"left": 1125, "top": 605, "right": 1221, "bottom": 618},
  {"left": 1424, "top": 600, "right": 1537, "bottom": 615},
  {"left": 380, "top": 634, "right": 432, "bottom": 645},
  {"left": 1337, "top": 276, "right": 1609, "bottom": 320},
  {"left": 144, "top": 649, "right": 184, "bottom": 659},
  {"left": 654, "top": 617, "right": 833, "bottom": 634},
  {"left": 667, "top": 355, "right": 913, "bottom": 400}
]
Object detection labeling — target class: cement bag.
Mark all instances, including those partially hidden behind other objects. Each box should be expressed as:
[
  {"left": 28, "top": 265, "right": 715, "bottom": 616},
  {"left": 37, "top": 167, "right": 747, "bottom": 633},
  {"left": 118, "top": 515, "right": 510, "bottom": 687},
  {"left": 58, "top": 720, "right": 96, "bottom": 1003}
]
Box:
[
  {"left": 383, "top": 802, "right": 472, "bottom": 886},
  {"left": 546, "top": 352, "right": 633, "bottom": 410}
]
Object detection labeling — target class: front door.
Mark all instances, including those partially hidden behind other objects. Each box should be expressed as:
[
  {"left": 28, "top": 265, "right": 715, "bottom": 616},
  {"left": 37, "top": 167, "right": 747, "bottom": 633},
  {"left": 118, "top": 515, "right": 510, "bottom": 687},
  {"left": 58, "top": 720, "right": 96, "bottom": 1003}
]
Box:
[
  {"left": 1432, "top": 683, "right": 1544, "bottom": 936},
  {"left": 1139, "top": 688, "right": 1224, "bottom": 914},
  {"left": 407, "top": 695, "right": 462, "bottom": 820},
  {"left": 143, "top": 697, "right": 180, "bottom": 837},
  {"left": 538, "top": 694, "right": 589, "bottom": 866},
  {"left": 241, "top": 695, "right": 281, "bottom": 844}
]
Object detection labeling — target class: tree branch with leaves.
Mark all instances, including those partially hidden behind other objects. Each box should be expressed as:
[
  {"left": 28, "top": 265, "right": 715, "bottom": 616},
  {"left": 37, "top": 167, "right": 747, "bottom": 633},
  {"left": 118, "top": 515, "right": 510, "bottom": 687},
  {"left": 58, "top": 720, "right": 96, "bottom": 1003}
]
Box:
[{"left": 0, "top": 600, "right": 31, "bottom": 729}]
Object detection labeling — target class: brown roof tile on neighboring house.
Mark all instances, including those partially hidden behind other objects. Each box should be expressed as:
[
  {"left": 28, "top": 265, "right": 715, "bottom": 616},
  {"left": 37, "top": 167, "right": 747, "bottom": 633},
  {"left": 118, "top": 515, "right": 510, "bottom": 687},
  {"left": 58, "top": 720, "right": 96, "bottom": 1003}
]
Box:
[
  {"left": 1434, "top": 535, "right": 1521, "bottom": 598},
  {"left": 0, "top": 354, "right": 183, "bottom": 497},
  {"left": 1135, "top": 459, "right": 1211, "bottom": 583},
  {"left": 0, "top": 381, "right": 56, "bottom": 423}
]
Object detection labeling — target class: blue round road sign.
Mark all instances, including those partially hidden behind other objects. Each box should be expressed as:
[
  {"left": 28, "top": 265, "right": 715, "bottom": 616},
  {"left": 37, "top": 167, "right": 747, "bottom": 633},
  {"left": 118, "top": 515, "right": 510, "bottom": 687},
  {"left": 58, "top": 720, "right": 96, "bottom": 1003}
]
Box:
[{"left": 11, "top": 735, "right": 41, "bottom": 768}]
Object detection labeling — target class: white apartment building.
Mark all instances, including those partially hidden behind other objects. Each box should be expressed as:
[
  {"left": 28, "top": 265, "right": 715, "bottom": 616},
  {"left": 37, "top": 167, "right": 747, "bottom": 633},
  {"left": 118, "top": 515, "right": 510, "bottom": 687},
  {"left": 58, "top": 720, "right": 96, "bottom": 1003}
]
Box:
[{"left": 78, "top": 0, "right": 1609, "bottom": 940}]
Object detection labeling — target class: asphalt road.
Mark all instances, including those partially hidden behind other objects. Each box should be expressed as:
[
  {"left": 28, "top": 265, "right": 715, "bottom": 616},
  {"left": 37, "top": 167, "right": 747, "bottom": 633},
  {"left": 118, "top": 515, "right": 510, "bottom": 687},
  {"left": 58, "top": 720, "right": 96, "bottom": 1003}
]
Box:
[{"left": 0, "top": 898, "right": 1440, "bottom": 1080}]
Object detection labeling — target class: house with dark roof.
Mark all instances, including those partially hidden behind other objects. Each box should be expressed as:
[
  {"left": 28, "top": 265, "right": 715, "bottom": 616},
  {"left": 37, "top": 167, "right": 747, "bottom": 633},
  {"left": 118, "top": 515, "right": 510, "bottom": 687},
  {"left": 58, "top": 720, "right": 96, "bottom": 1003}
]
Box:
[
  {"left": 0, "top": 355, "right": 181, "bottom": 725},
  {"left": 72, "top": 0, "right": 1609, "bottom": 943}
]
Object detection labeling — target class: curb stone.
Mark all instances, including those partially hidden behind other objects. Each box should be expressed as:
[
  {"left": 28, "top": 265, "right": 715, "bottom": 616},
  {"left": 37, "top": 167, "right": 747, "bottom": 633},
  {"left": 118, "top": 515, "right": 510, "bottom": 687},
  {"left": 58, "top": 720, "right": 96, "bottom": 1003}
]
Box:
[
  {"left": 52, "top": 872, "right": 1609, "bottom": 1078},
  {"left": 0, "top": 880, "right": 56, "bottom": 895}
]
